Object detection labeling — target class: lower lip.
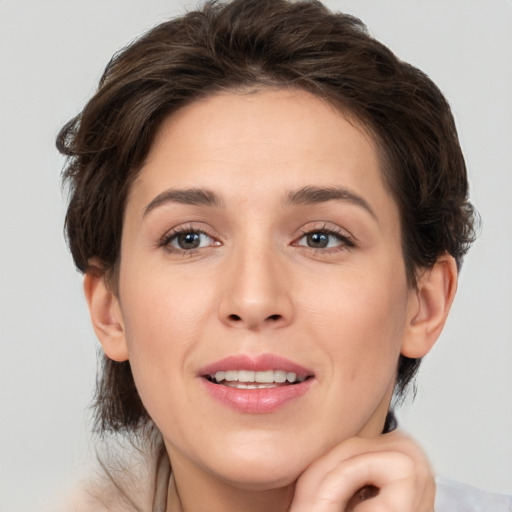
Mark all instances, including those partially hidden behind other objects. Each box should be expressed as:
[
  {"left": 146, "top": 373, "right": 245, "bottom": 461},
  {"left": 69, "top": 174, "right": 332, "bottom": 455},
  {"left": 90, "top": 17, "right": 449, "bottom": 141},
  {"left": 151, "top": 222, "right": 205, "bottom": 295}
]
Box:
[{"left": 201, "top": 378, "right": 313, "bottom": 414}]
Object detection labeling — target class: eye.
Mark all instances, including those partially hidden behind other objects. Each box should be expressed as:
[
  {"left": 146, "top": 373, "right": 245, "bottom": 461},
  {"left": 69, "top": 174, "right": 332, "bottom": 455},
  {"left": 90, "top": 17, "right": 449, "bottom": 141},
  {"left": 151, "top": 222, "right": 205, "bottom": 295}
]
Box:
[
  {"left": 295, "top": 227, "right": 355, "bottom": 251},
  {"left": 301, "top": 232, "right": 338, "bottom": 249},
  {"left": 161, "top": 228, "right": 218, "bottom": 252}
]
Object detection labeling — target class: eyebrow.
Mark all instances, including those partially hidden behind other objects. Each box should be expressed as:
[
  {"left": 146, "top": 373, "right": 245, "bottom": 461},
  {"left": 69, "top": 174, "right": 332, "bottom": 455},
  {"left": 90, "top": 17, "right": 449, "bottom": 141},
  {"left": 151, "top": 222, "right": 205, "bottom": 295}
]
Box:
[
  {"left": 143, "top": 185, "right": 376, "bottom": 219},
  {"left": 285, "top": 186, "right": 376, "bottom": 219},
  {"left": 143, "top": 188, "right": 223, "bottom": 217}
]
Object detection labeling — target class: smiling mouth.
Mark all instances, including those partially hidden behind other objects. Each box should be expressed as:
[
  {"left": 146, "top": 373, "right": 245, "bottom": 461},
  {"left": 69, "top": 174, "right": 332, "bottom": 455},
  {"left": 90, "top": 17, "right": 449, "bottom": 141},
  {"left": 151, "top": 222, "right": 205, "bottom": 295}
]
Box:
[{"left": 204, "top": 369, "right": 312, "bottom": 389}]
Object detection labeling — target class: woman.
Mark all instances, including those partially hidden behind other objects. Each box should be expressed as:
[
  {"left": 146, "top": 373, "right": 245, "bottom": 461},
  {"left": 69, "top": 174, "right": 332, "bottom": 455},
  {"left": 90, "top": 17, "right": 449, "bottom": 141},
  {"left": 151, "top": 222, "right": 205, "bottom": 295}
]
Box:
[{"left": 55, "top": 0, "right": 511, "bottom": 510}]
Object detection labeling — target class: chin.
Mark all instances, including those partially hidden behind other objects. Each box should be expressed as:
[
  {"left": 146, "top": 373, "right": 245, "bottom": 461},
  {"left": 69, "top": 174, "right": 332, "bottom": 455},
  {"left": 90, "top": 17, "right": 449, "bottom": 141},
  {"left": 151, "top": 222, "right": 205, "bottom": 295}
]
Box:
[
  {"left": 200, "top": 440, "right": 313, "bottom": 491},
  {"left": 217, "top": 461, "right": 303, "bottom": 491}
]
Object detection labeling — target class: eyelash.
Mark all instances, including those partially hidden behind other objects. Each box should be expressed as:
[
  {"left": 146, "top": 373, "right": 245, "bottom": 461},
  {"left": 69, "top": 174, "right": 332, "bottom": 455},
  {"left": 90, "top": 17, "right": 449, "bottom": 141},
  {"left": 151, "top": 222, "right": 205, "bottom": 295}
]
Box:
[
  {"left": 159, "top": 225, "right": 219, "bottom": 255},
  {"left": 294, "top": 225, "right": 356, "bottom": 252},
  {"left": 158, "top": 224, "right": 356, "bottom": 256}
]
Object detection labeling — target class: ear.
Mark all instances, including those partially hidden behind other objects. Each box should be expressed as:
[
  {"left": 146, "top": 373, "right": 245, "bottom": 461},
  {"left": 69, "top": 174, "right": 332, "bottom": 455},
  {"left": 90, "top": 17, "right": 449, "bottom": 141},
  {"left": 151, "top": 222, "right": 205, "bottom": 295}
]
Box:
[
  {"left": 83, "top": 267, "right": 129, "bottom": 362},
  {"left": 401, "top": 254, "right": 458, "bottom": 359}
]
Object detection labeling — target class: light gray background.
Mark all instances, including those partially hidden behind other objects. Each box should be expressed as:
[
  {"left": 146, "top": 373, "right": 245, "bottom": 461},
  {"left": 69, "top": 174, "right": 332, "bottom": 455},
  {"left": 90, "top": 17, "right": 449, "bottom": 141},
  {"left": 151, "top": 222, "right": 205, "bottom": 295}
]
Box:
[{"left": 1, "top": 1, "right": 511, "bottom": 511}]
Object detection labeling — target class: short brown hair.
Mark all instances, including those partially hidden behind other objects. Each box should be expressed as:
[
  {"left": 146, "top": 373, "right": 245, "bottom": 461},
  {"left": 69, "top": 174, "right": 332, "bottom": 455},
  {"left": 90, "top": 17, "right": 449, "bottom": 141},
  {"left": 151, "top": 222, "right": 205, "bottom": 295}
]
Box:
[{"left": 58, "top": 0, "right": 476, "bottom": 433}]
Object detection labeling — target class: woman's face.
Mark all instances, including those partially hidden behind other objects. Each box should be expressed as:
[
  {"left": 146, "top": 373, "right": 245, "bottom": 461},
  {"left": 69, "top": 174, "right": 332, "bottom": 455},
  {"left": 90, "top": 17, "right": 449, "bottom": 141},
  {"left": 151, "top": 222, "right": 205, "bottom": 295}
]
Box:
[{"left": 115, "top": 88, "right": 417, "bottom": 489}]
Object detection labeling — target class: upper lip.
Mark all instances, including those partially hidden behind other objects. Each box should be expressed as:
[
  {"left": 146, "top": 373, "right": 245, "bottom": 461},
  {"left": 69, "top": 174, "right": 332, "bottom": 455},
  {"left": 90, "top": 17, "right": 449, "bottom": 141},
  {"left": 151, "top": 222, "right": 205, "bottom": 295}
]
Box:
[{"left": 198, "top": 353, "right": 314, "bottom": 378}]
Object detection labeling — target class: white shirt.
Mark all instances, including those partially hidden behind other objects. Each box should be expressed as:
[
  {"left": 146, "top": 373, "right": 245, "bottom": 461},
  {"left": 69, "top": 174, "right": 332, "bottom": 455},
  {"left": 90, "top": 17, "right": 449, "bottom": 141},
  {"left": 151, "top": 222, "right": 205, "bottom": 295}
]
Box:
[
  {"left": 50, "top": 473, "right": 512, "bottom": 511},
  {"left": 436, "top": 478, "right": 512, "bottom": 511}
]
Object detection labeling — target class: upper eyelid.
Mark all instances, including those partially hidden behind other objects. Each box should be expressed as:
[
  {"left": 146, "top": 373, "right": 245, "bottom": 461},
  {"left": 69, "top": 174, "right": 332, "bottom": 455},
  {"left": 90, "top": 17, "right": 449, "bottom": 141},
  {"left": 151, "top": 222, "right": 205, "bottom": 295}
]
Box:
[
  {"left": 295, "top": 222, "right": 355, "bottom": 241},
  {"left": 156, "top": 221, "right": 356, "bottom": 247},
  {"left": 160, "top": 223, "right": 216, "bottom": 240}
]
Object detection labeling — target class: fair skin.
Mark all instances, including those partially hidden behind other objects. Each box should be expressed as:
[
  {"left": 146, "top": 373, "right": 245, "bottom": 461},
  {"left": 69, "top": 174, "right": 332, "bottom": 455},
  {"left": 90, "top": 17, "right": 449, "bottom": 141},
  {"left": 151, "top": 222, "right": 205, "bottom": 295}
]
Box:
[{"left": 85, "top": 88, "right": 457, "bottom": 511}]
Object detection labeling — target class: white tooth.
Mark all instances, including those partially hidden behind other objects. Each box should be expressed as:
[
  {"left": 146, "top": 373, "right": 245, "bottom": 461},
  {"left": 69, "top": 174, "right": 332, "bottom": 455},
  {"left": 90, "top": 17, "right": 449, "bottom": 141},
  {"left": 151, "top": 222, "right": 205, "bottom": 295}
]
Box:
[
  {"left": 286, "top": 372, "right": 297, "bottom": 383},
  {"left": 225, "top": 382, "right": 278, "bottom": 389},
  {"left": 225, "top": 370, "right": 239, "bottom": 382},
  {"left": 274, "top": 370, "right": 287, "bottom": 383},
  {"left": 217, "top": 369, "right": 304, "bottom": 384},
  {"left": 214, "top": 371, "right": 226, "bottom": 382},
  {"left": 235, "top": 382, "right": 257, "bottom": 389},
  {"left": 238, "top": 370, "right": 255, "bottom": 382},
  {"left": 255, "top": 370, "right": 274, "bottom": 383}
]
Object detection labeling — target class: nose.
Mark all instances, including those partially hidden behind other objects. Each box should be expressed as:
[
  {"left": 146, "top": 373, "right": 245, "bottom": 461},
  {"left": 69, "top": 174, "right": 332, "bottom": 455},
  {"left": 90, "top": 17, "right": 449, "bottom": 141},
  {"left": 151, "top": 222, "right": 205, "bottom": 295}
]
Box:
[{"left": 217, "top": 244, "right": 294, "bottom": 331}]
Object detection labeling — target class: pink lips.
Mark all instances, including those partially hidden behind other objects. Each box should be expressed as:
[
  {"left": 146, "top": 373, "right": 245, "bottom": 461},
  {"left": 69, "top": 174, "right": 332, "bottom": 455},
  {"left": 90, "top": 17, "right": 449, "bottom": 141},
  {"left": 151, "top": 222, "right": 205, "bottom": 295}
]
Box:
[{"left": 199, "top": 354, "right": 314, "bottom": 414}]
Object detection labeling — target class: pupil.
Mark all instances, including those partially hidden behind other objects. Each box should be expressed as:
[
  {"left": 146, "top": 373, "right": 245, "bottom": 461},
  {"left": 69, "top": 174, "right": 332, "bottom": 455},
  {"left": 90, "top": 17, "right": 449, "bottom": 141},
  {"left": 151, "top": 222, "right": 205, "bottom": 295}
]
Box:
[
  {"left": 308, "top": 232, "right": 328, "bottom": 248},
  {"left": 178, "top": 232, "right": 200, "bottom": 249}
]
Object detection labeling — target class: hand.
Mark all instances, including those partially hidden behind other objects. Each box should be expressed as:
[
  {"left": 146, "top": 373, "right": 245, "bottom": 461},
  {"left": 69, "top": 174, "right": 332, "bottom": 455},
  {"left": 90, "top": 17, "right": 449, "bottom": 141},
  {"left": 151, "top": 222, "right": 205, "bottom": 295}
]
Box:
[{"left": 290, "top": 430, "right": 435, "bottom": 512}]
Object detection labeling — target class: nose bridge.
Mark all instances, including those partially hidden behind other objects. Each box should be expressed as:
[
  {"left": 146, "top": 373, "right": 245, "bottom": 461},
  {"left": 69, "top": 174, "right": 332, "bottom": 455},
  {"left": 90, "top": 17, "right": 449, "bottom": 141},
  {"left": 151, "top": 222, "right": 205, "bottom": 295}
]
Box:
[{"left": 218, "top": 233, "right": 293, "bottom": 330}]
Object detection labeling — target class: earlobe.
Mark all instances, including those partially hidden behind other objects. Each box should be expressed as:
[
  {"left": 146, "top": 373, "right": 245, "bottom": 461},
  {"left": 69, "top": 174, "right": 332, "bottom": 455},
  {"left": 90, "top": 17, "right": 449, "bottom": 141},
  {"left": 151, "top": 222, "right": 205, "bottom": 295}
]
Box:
[
  {"left": 83, "top": 268, "right": 129, "bottom": 362},
  {"left": 401, "top": 254, "right": 458, "bottom": 359}
]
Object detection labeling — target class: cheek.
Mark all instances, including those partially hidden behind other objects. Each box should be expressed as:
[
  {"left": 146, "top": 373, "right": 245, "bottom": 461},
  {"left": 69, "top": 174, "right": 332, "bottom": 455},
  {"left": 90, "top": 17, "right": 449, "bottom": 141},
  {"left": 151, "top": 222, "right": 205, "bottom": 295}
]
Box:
[
  {"left": 306, "top": 262, "right": 408, "bottom": 339},
  {"left": 121, "top": 263, "right": 213, "bottom": 351},
  {"left": 117, "top": 269, "right": 214, "bottom": 409},
  {"left": 304, "top": 266, "right": 410, "bottom": 383}
]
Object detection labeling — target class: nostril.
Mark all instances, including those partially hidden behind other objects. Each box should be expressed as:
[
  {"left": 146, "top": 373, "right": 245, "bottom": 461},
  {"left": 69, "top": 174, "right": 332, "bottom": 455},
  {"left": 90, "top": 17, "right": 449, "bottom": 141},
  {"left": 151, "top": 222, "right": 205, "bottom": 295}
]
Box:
[{"left": 225, "top": 313, "right": 284, "bottom": 325}]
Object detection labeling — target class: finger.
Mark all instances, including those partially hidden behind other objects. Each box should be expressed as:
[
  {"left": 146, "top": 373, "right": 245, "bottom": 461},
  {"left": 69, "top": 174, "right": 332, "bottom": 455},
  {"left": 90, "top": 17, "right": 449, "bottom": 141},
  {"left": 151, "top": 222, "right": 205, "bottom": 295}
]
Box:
[
  {"left": 293, "top": 431, "right": 426, "bottom": 502},
  {"left": 292, "top": 451, "right": 416, "bottom": 512}
]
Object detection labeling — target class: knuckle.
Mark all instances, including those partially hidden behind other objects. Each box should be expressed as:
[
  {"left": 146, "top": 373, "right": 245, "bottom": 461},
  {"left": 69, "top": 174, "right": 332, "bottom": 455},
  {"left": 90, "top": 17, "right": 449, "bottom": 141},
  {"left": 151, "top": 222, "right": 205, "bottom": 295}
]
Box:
[{"left": 385, "top": 451, "right": 416, "bottom": 475}]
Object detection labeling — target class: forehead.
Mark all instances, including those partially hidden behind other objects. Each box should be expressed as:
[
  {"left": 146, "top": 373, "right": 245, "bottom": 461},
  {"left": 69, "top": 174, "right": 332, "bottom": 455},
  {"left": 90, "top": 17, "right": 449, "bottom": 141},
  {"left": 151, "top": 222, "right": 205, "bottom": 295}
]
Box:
[{"left": 127, "top": 88, "right": 396, "bottom": 224}]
